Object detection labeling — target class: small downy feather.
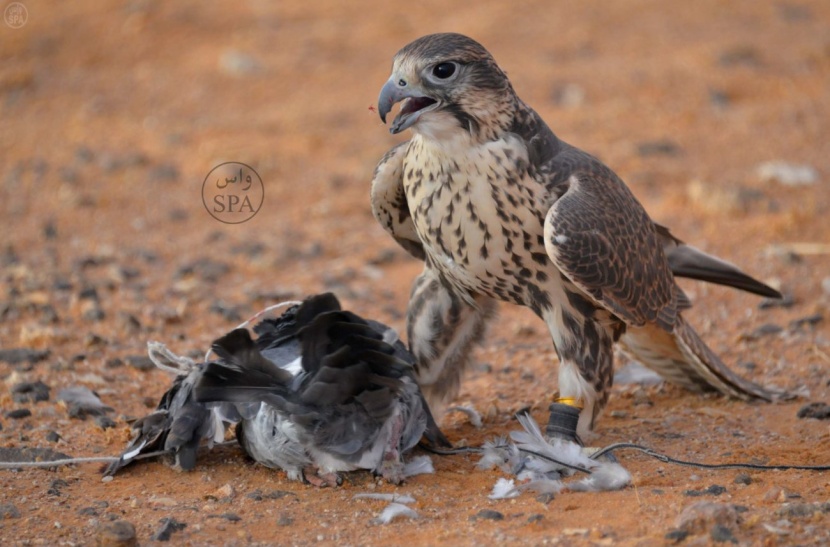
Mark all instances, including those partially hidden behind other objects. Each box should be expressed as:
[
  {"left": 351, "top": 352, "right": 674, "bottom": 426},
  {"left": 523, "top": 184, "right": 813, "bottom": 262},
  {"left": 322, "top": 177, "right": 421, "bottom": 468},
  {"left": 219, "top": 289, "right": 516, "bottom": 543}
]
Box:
[
  {"left": 476, "top": 436, "right": 519, "bottom": 472},
  {"left": 403, "top": 455, "right": 434, "bottom": 477},
  {"left": 372, "top": 503, "right": 419, "bottom": 524},
  {"left": 489, "top": 478, "right": 519, "bottom": 500},
  {"left": 566, "top": 462, "right": 631, "bottom": 492}
]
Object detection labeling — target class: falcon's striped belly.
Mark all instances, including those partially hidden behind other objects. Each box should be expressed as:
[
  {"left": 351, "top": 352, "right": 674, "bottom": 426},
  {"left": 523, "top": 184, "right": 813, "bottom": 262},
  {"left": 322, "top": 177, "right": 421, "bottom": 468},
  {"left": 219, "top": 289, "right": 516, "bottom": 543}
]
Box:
[{"left": 403, "top": 134, "right": 557, "bottom": 313}]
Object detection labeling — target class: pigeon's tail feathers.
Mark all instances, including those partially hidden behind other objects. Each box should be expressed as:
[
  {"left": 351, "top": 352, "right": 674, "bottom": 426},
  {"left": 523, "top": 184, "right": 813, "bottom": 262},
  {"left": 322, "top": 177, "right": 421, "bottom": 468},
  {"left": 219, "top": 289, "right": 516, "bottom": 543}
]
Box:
[
  {"left": 619, "top": 317, "right": 791, "bottom": 401},
  {"left": 195, "top": 360, "right": 292, "bottom": 405}
]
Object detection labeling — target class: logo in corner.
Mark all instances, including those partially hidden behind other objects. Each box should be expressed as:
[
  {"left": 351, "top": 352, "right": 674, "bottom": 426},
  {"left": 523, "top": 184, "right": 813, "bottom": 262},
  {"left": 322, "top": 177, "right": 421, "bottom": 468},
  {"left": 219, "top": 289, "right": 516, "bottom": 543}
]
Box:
[
  {"left": 4, "top": 2, "right": 28, "bottom": 28},
  {"left": 202, "top": 162, "right": 264, "bottom": 224}
]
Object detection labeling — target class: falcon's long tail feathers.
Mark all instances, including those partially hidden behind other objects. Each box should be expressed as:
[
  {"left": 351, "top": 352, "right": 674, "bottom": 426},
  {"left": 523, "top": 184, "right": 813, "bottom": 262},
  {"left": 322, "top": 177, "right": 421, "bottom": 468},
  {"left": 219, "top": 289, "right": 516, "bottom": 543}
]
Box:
[
  {"left": 666, "top": 245, "right": 781, "bottom": 299},
  {"left": 655, "top": 223, "right": 780, "bottom": 299},
  {"left": 619, "top": 317, "right": 789, "bottom": 401}
]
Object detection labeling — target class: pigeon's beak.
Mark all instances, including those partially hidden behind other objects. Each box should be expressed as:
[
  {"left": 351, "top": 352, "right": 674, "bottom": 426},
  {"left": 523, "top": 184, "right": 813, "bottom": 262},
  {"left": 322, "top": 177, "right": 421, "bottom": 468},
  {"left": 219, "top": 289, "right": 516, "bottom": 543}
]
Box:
[{"left": 378, "top": 76, "right": 438, "bottom": 135}]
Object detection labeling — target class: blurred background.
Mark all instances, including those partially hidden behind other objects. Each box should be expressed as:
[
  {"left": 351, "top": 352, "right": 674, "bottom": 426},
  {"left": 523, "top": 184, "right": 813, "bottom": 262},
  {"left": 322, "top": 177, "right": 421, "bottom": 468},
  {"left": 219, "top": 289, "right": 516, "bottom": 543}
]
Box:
[{"left": 0, "top": 1, "right": 829, "bottom": 543}]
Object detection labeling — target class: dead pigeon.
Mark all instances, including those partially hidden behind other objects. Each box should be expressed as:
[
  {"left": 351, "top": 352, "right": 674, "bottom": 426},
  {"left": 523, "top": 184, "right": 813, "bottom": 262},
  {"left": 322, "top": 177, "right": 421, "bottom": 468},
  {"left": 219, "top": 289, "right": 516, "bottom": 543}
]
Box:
[
  {"left": 107, "top": 293, "right": 447, "bottom": 485},
  {"left": 195, "top": 292, "right": 447, "bottom": 485}
]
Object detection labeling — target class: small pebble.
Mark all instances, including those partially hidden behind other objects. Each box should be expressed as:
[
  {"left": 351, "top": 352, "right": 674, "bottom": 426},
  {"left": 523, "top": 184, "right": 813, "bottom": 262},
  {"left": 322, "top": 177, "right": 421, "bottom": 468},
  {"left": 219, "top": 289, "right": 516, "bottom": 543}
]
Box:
[
  {"left": 277, "top": 514, "right": 294, "bottom": 526},
  {"left": 536, "top": 492, "right": 556, "bottom": 504},
  {"left": 95, "top": 520, "right": 137, "bottom": 547},
  {"left": 740, "top": 323, "right": 783, "bottom": 340},
  {"left": 733, "top": 474, "right": 751, "bottom": 485},
  {"left": 5, "top": 408, "right": 32, "bottom": 419},
  {"left": 0, "top": 503, "right": 21, "bottom": 519},
  {"left": 95, "top": 415, "right": 117, "bottom": 429},
  {"left": 637, "top": 139, "right": 681, "bottom": 157},
  {"left": 710, "top": 524, "right": 738, "bottom": 544},
  {"left": 0, "top": 348, "right": 50, "bottom": 365},
  {"left": 470, "top": 509, "right": 504, "bottom": 521},
  {"left": 11, "top": 380, "right": 51, "bottom": 403},
  {"left": 665, "top": 529, "right": 688, "bottom": 543},
  {"left": 125, "top": 355, "right": 154, "bottom": 371},
  {"left": 684, "top": 485, "right": 727, "bottom": 497},
  {"left": 758, "top": 293, "right": 795, "bottom": 309},
  {"left": 789, "top": 314, "right": 823, "bottom": 330},
  {"left": 152, "top": 517, "right": 186, "bottom": 542},
  {"left": 797, "top": 402, "right": 830, "bottom": 420},
  {"left": 676, "top": 501, "right": 738, "bottom": 535}
]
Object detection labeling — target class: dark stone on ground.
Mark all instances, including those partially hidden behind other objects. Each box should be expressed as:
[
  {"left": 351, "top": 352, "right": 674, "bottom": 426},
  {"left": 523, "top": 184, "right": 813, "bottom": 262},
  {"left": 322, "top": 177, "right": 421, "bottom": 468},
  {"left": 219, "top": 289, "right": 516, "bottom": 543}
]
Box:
[
  {"left": 48, "top": 478, "right": 69, "bottom": 496},
  {"left": 95, "top": 415, "right": 117, "bottom": 429},
  {"left": 470, "top": 509, "right": 504, "bottom": 521},
  {"left": 277, "top": 514, "right": 294, "bottom": 526},
  {"left": 125, "top": 355, "right": 154, "bottom": 371},
  {"left": 665, "top": 529, "right": 689, "bottom": 543},
  {"left": 5, "top": 408, "right": 32, "bottom": 419},
  {"left": 95, "top": 519, "right": 137, "bottom": 547},
  {"left": 789, "top": 313, "right": 823, "bottom": 330},
  {"left": 0, "top": 348, "right": 50, "bottom": 365},
  {"left": 797, "top": 402, "right": 830, "bottom": 420},
  {"left": 711, "top": 524, "right": 738, "bottom": 543},
  {"left": 152, "top": 517, "right": 187, "bottom": 541},
  {"left": 684, "top": 485, "right": 727, "bottom": 497},
  {"left": 0, "top": 503, "right": 21, "bottom": 519},
  {"left": 11, "top": 380, "right": 51, "bottom": 403},
  {"left": 758, "top": 293, "right": 795, "bottom": 309},
  {"left": 207, "top": 513, "right": 241, "bottom": 522},
  {"left": 741, "top": 323, "right": 783, "bottom": 340}
]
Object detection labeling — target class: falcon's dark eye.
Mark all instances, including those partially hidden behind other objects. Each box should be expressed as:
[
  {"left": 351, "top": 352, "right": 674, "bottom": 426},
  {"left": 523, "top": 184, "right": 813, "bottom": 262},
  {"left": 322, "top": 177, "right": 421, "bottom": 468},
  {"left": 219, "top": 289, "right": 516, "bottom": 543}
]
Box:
[{"left": 432, "top": 62, "right": 457, "bottom": 79}]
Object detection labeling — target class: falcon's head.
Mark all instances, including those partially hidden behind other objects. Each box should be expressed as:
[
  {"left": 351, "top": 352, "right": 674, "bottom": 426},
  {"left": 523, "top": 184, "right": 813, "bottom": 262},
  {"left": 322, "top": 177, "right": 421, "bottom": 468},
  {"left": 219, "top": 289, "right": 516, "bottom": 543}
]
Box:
[{"left": 378, "top": 33, "right": 516, "bottom": 140}]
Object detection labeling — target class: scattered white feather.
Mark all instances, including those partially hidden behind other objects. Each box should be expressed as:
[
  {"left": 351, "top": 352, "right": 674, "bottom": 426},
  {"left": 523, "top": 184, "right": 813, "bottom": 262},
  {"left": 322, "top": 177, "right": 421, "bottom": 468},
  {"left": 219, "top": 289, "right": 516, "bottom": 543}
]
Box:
[
  {"left": 372, "top": 503, "right": 418, "bottom": 524},
  {"left": 489, "top": 478, "right": 519, "bottom": 500},
  {"left": 511, "top": 413, "right": 592, "bottom": 475},
  {"left": 566, "top": 462, "right": 631, "bottom": 492},
  {"left": 403, "top": 455, "right": 434, "bottom": 477},
  {"left": 476, "top": 436, "right": 520, "bottom": 472},
  {"left": 480, "top": 414, "right": 632, "bottom": 497},
  {"left": 354, "top": 493, "right": 416, "bottom": 504},
  {"left": 447, "top": 405, "right": 483, "bottom": 428}
]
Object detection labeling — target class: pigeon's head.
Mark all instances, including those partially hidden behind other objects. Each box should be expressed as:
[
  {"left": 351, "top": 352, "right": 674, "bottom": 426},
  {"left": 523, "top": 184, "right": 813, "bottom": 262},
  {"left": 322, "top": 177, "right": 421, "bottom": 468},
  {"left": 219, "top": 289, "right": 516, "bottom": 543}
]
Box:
[{"left": 378, "top": 33, "right": 515, "bottom": 140}]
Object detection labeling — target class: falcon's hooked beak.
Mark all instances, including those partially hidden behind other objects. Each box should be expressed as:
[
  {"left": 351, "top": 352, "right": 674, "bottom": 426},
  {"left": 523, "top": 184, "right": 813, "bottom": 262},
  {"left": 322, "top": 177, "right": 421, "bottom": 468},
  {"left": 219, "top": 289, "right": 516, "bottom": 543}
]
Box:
[{"left": 378, "top": 77, "right": 439, "bottom": 134}]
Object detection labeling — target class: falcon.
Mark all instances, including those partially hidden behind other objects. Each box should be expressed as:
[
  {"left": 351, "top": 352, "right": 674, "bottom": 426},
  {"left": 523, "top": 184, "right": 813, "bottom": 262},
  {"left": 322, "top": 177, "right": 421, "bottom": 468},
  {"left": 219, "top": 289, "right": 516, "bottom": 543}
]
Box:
[{"left": 372, "top": 33, "right": 784, "bottom": 442}]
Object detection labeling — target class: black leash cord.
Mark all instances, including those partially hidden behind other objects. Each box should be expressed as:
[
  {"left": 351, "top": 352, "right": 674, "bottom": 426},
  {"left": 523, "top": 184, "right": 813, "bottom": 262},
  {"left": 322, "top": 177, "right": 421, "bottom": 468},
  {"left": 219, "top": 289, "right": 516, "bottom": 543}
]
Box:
[{"left": 590, "top": 442, "right": 830, "bottom": 471}]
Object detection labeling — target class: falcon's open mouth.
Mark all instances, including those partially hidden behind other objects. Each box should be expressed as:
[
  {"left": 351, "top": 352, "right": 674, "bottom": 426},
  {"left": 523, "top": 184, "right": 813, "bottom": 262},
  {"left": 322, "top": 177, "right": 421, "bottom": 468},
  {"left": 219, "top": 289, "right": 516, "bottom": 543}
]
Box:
[
  {"left": 389, "top": 96, "right": 438, "bottom": 134},
  {"left": 378, "top": 78, "right": 440, "bottom": 134},
  {"left": 400, "top": 96, "right": 437, "bottom": 117}
]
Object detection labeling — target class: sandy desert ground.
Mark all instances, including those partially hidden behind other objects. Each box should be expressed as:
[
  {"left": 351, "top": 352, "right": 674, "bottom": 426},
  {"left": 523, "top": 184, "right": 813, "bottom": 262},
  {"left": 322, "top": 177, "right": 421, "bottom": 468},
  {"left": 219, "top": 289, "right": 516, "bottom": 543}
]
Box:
[{"left": 1, "top": 1, "right": 829, "bottom": 545}]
